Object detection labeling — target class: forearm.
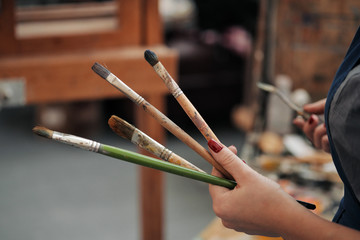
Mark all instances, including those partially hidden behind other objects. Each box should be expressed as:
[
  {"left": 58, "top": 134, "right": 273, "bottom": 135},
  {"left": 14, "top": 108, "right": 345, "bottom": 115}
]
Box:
[
  {"left": 279, "top": 204, "right": 360, "bottom": 240},
  {"left": 207, "top": 139, "right": 360, "bottom": 239}
]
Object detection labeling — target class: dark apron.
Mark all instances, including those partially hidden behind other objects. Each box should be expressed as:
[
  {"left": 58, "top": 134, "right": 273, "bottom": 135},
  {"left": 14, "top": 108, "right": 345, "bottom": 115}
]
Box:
[{"left": 325, "top": 26, "right": 360, "bottom": 230}]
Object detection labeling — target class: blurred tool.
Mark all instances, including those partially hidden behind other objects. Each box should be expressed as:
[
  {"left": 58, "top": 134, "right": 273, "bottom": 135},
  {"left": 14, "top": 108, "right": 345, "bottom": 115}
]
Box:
[{"left": 257, "top": 81, "right": 311, "bottom": 120}]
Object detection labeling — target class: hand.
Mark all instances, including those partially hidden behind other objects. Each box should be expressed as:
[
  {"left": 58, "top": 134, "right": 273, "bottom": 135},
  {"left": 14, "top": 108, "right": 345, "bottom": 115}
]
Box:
[
  {"left": 207, "top": 139, "right": 360, "bottom": 239},
  {"left": 207, "top": 139, "right": 304, "bottom": 237},
  {"left": 293, "top": 99, "right": 330, "bottom": 153}
]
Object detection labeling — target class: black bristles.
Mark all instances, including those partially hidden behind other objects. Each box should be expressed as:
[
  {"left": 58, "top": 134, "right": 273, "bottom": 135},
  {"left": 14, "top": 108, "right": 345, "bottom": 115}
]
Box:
[
  {"left": 144, "top": 49, "right": 159, "bottom": 66},
  {"left": 92, "top": 62, "right": 111, "bottom": 79}
]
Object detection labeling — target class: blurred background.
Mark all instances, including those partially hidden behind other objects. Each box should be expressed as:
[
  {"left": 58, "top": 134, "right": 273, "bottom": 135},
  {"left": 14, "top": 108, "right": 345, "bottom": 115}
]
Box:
[{"left": 0, "top": 0, "right": 359, "bottom": 239}]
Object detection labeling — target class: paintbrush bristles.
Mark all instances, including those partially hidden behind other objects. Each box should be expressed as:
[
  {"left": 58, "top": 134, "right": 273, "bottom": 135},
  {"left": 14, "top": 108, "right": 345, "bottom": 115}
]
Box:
[
  {"left": 144, "top": 49, "right": 159, "bottom": 66},
  {"left": 32, "top": 126, "right": 53, "bottom": 139},
  {"left": 108, "top": 115, "right": 135, "bottom": 140},
  {"left": 108, "top": 115, "right": 206, "bottom": 173},
  {"left": 91, "top": 60, "right": 231, "bottom": 178},
  {"left": 92, "top": 62, "right": 111, "bottom": 79}
]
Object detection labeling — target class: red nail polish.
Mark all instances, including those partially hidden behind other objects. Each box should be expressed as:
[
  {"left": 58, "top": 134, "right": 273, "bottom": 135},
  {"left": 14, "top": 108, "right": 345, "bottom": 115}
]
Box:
[
  {"left": 208, "top": 139, "right": 223, "bottom": 153},
  {"left": 309, "top": 116, "right": 314, "bottom": 124}
]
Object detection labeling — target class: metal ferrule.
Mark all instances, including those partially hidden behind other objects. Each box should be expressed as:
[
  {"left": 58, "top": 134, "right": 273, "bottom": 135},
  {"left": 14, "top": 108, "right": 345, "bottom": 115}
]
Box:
[
  {"left": 107, "top": 73, "right": 119, "bottom": 87},
  {"left": 107, "top": 73, "right": 144, "bottom": 105},
  {"left": 172, "top": 88, "right": 183, "bottom": 98},
  {"left": 52, "top": 131, "right": 100, "bottom": 152},
  {"left": 154, "top": 62, "right": 183, "bottom": 98},
  {"left": 131, "top": 129, "right": 172, "bottom": 161},
  {"left": 159, "top": 147, "right": 173, "bottom": 161},
  {"left": 133, "top": 95, "right": 145, "bottom": 105}
]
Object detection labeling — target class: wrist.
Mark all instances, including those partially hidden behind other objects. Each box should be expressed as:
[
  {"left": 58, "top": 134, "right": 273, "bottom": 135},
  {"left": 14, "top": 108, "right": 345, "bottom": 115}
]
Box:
[{"left": 272, "top": 197, "right": 319, "bottom": 239}]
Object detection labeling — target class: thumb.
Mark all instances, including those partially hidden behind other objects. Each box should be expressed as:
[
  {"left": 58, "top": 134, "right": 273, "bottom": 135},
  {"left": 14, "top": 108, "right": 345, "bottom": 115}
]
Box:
[
  {"left": 208, "top": 139, "right": 247, "bottom": 182},
  {"left": 303, "top": 98, "right": 326, "bottom": 114}
]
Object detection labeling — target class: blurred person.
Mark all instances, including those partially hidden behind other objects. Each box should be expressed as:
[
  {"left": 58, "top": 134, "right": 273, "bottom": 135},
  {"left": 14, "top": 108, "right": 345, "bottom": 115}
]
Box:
[
  {"left": 194, "top": 0, "right": 258, "bottom": 58},
  {"left": 207, "top": 26, "right": 360, "bottom": 238}
]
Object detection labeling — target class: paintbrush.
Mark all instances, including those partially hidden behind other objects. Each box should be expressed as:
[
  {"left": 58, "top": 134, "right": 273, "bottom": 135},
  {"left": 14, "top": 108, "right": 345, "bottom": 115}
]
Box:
[
  {"left": 108, "top": 115, "right": 205, "bottom": 173},
  {"left": 32, "top": 126, "right": 316, "bottom": 210},
  {"left": 144, "top": 49, "right": 219, "bottom": 142},
  {"left": 32, "top": 126, "right": 235, "bottom": 189},
  {"left": 257, "top": 82, "right": 312, "bottom": 120},
  {"left": 91, "top": 62, "right": 232, "bottom": 179}
]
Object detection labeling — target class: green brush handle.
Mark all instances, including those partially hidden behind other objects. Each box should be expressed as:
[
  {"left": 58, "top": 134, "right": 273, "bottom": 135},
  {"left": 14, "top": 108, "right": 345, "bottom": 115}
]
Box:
[
  {"left": 100, "top": 145, "right": 315, "bottom": 209},
  {"left": 99, "top": 144, "right": 237, "bottom": 189},
  {"left": 100, "top": 145, "right": 316, "bottom": 209},
  {"left": 32, "top": 125, "right": 315, "bottom": 210}
]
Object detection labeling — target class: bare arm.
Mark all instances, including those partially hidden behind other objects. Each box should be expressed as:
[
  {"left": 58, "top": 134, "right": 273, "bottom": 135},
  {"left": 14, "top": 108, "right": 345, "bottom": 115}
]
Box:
[{"left": 207, "top": 139, "right": 360, "bottom": 239}]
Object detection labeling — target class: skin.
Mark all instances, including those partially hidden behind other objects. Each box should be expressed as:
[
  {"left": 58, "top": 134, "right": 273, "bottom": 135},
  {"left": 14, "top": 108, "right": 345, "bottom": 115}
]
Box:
[
  {"left": 208, "top": 99, "right": 359, "bottom": 238},
  {"left": 293, "top": 99, "right": 330, "bottom": 153},
  {"left": 208, "top": 139, "right": 360, "bottom": 239}
]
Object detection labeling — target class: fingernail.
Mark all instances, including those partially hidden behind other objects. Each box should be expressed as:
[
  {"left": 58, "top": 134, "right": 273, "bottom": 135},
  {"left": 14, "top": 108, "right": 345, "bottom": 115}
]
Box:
[
  {"left": 308, "top": 115, "right": 314, "bottom": 124},
  {"left": 208, "top": 139, "right": 223, "bottom": 153}
]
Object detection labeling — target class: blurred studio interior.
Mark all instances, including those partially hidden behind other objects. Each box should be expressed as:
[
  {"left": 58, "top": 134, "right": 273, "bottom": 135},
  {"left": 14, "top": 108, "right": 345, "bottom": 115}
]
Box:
[{"left": 0, "top": 0, "right": 359, "bottom": 239}]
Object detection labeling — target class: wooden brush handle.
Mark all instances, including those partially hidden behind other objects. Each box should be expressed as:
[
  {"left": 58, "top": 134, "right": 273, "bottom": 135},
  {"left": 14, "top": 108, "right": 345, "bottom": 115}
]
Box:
[
  {"left": 168, "top": 153, "right": 205, "bottom": 173},
  {"left": 140, "top": 100, "right": 232, "bottom": 179},
  {"left": 154, "top": 62, "right": 218, "bottom": 142},
  {"left": 152, "top": 62, "right": 231, "bottom": 178},
  {"left": 131, "top": 127, "right": 205, "bottom": 173},
  {"left": 101, "top": 71, "right": 232, "bottom": 179},
  {"left": 176, "top": 94, "right": 219, "bottom": 142}
]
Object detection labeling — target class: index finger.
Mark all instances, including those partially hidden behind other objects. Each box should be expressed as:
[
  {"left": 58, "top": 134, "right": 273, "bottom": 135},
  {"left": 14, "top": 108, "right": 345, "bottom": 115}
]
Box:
[
  {"left": 209, "top": 166, "right": 232, "bottom": 196},
  {"left": 303, "top": 99, "right": 326, "bottom": 114}
]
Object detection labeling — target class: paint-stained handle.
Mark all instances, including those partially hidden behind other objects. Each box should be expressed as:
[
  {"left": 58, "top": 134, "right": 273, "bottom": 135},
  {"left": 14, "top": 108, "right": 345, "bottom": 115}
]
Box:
[
  {"left": 100, "top": 144, "right": 237, "bottom": 189},
  {"left": 152, "top": 61, "right": 219, "bottom": 142},
  {"left": 131, "top": 127, "right": 205, "bottom": 173},
  {"left": 140, "top": 101, "right": 232, "bottom": 179},
  {"left": 93, "top": 62, "right": 232, "bottom": 179},
  {"left": 176, "top": 94, "right": 219, "bottom": 142}
]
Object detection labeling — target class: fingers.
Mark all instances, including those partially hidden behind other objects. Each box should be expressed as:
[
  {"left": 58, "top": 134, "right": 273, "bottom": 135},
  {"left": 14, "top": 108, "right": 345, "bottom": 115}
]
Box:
[
  {"left": 293, "top": 114, "right": 330, "bottom": 152},
  {"left": 293, "top": 116, "right": 306, "bottom": 129},
  {"left": 303, "top": 115, "right": 320, "bottom": 142},
  {"left": 228, "top": 145, "right": 238, "bottom": 155},
  {"left": 208, "top": 139, "right": 250, "bottom": 203},
  {"left": 313, "top": 123, "right": 327, "bottom": 149},
  {"left": 208, "top": 139, "right": 247, "bottom": 182},
  {"left": 211, "top": 163, "right": 224, "bottom": 178},
  {"left": 322, "top": 135, "right": 330, "bottom": 153},
  {"left": 303, "top": 98, "right": 326, "bottom": 114},
  {"left": 211, "top": 144, "right": 239, "bottom": 178}
]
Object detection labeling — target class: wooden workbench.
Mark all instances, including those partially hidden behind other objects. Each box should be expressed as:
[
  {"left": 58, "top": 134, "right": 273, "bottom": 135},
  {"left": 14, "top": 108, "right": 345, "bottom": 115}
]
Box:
[{"left": 0, "top": 1, "right": 178, "bottom": 240}]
